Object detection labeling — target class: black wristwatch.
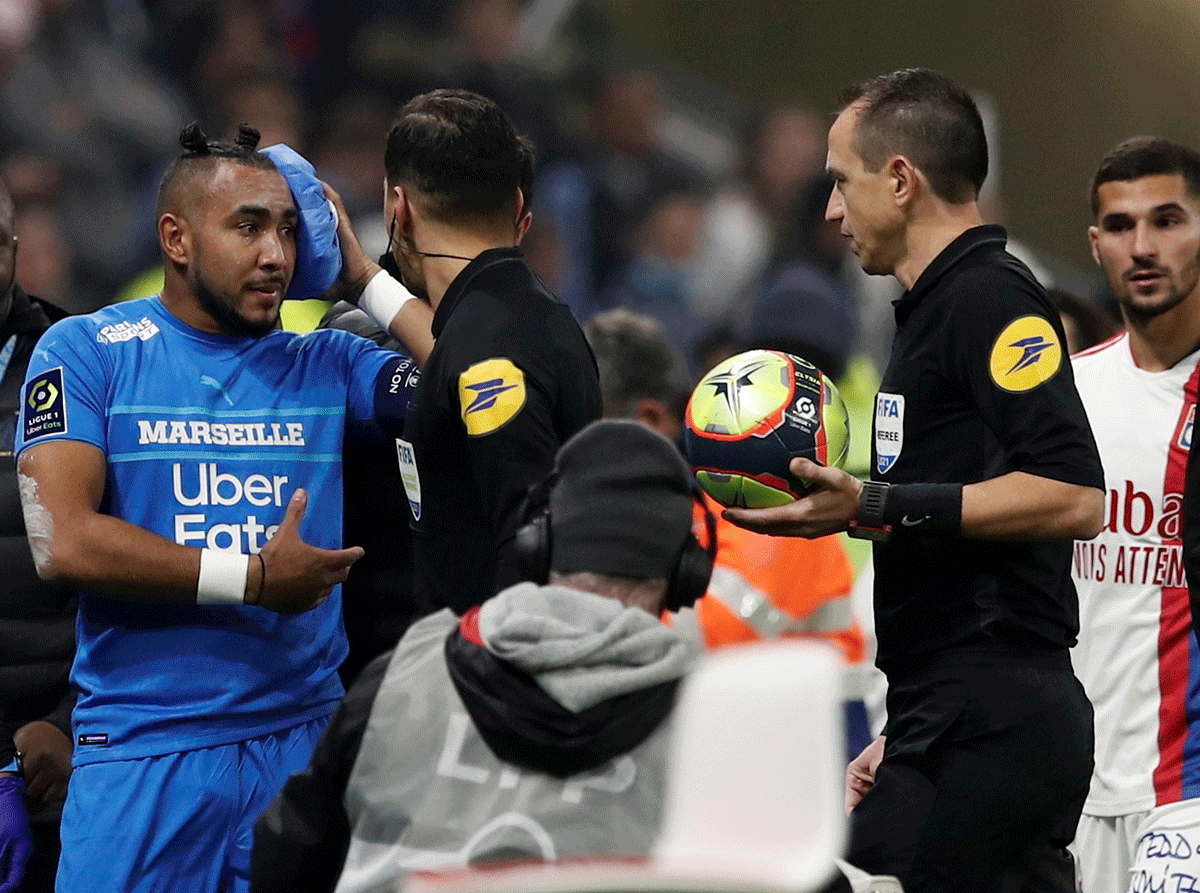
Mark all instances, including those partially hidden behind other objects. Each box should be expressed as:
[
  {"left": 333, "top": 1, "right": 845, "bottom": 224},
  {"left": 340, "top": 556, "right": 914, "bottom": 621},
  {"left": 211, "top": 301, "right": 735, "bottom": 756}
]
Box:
[{"left": 848, "top": 480, "right": 892, "bottom": 541}]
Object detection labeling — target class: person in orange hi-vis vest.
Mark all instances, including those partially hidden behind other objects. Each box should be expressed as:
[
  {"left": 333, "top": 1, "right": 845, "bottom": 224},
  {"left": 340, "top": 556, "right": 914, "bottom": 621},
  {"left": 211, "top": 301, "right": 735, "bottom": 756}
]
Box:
[{"left": 688, "top": 494, "right": 862, "bottom": 662}]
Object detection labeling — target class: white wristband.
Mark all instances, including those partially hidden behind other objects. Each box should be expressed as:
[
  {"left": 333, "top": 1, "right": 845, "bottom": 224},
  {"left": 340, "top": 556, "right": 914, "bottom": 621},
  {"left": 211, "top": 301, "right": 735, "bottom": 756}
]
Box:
[
  {"left": 196, "top": 549, "right": 249, "bottom": 605},
  {"left": 360, "top": 270, "right": 416, "bottom": 332}
]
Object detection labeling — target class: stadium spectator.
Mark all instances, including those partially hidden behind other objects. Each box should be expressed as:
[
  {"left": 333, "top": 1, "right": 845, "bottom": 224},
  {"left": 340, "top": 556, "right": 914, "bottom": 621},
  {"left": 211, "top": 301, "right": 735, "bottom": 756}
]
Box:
[
  {"left": 208, "top": 66, "right": 306, "bottom": 151},
  {"left": 341, "top": 88, "right": 601, "bottom": 618},
  {"left": 1071, "top": 137, "right": 1200, "bottom": 893},
  {"left": 251, "top": 419, "right": 709, "bottom": 893},
  {"left": 691, "top": 104, "right": 827, "bottom": 323},
  {"left": 538, "top": 66, "right": 702, "bottom": 320},
  {"left": 725, "top": 68, "right": 1104, "bottom": 892},
  {"left": 0, "top": 180, "right": 75, "bottom": 893},
  {"left": 0, "top": 0, "right": 188, "bottom": 295},
  {"left": 13, "top": 124, "right": 432, "bottom": 893},
  {"left": 600, "top": 184, "right": 709, "bottom": 365},
  {"left": 440, "top": 0, "right": 569, "bottom": 168},
  {"left": 10, "top": 203, "right": 73, "bottom": 312},
  {"left": 309, "top": 91, "right": 396, "bottom": 226}
]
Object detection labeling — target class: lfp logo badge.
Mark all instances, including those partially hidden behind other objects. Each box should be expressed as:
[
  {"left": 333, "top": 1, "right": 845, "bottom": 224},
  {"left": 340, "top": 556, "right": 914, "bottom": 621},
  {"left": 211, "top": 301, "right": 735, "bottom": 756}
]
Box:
[
  {"left": 989, "top": 316, "right": 1063, "bottom": 393},
  {"left": 23, "top": 367, "right": 67, "bottom": 441}
]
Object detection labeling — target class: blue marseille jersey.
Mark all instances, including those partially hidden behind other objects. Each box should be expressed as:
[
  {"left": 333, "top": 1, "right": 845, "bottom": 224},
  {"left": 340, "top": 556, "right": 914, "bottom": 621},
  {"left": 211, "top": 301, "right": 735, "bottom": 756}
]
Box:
[{"left": 15, "top": 296, "right": 414, "bottom": 764}]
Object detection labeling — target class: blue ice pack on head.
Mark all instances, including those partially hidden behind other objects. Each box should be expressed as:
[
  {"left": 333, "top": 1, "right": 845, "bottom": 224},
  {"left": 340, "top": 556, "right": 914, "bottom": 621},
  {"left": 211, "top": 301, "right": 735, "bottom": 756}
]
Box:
[{"left": 261, "top": 143, "right": 342, "bottom": 299}]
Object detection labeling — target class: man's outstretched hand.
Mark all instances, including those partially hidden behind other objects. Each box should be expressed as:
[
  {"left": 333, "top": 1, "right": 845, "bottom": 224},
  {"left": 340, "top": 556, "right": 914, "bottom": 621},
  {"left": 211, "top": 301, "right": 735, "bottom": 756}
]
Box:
[
  {"left": 252, "top": 489, "right": 363, "bottom": 614},
  {"left": 722, "top": 457, "right": 863, "bottom": 539}
]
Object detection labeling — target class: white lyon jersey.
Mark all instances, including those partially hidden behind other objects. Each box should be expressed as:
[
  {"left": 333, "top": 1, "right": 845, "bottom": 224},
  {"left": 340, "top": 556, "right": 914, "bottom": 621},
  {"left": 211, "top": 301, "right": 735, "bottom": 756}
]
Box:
[{"left": 1070, "top": 333, "right": 1200, "bottom": 816}]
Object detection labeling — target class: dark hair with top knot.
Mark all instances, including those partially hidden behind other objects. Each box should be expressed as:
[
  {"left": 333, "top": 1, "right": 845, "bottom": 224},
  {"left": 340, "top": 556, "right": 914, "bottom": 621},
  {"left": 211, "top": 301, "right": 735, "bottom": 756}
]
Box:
[
  {"left": 385, "top": 89, "right": 529, "bottom": 227},
  {"left": 156, "top": 122, "right": 277, "bottom": 218}
]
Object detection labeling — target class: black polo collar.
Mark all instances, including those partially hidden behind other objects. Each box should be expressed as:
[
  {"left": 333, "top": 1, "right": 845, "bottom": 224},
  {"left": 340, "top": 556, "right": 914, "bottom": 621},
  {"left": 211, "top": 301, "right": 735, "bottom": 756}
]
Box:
[
  {"left": 893, "top": 224, "right": 1009, "bottom": 318},
  {"left": 431, "top": 247, "right": 525, "bottom": 338}
]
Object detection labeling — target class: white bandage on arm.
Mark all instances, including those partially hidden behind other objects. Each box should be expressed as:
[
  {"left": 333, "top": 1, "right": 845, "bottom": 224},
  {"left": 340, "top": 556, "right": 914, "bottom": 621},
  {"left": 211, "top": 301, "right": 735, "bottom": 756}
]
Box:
[
  {"left": 196, "top": 548, "right": 249, "bottom": 605},
  {"left": 360, "top": 270, "right": 416, "bottom": 332}
]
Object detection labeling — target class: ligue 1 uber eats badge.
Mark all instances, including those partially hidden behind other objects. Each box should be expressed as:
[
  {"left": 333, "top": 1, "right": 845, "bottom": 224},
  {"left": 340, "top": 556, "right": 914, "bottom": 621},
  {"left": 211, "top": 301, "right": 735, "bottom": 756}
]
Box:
[{"left": 24, "top": 367, "right": 67, "bottom": 441}]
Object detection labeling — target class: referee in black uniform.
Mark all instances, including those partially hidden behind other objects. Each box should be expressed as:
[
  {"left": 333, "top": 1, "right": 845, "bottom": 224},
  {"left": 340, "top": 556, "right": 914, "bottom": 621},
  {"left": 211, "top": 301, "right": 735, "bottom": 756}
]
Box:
[
  {"left": 334, "top": 89, "right": 601, "bottom": 617},
  {"left": 727, "top": 69, "right": 1105, "bottom": 892}
]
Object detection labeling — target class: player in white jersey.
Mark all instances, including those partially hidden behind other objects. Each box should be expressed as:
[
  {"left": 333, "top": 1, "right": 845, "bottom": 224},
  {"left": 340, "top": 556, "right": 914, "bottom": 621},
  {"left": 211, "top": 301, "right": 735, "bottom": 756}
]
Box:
[{"left": 1070, "top": 137, "right": 1200, "bottom": 893}]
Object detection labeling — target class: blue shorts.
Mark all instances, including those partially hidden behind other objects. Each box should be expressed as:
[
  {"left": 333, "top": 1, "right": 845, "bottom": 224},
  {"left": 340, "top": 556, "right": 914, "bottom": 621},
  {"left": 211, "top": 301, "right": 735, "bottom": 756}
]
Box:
[{"left": 56, "top": 715, "right": 329, "bottom": 893}]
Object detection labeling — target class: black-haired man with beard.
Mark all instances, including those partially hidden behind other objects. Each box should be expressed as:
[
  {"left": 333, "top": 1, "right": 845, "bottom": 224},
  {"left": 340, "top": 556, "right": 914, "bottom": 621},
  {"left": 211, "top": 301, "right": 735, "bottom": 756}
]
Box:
[
  {"left": 1077, "top": 137, "right": 1200, "bottom": 893},
  {"left": 14, "top": 124, "right": 431, "bottom": 893}
]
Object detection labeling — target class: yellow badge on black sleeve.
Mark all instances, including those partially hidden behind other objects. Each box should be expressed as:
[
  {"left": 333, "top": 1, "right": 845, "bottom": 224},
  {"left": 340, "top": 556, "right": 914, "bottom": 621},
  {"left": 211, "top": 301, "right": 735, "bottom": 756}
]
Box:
[
  {"left": 459, "top": 358, "right": 527, "bottom": 435},
  {"left": 988, "top": 315, "right": 1063, "bottom": 393}
]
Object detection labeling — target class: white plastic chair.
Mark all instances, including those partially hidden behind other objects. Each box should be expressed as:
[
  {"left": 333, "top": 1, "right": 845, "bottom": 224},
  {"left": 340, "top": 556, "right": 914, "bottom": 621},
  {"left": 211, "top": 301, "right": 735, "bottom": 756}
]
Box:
[{"left": 650, "top": 640, "right": 847, "bottom": 892}]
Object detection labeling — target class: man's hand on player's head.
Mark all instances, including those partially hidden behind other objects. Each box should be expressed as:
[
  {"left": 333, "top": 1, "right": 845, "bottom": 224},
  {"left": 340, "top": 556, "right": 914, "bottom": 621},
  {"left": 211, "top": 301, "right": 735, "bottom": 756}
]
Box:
[
  {"left": 322, "top": 181, "right": 380, "bottom": 304},
  {"left": 252, "top": 488, "right": 363, "bottom": 614},
  {"left": 722, "top": 457, "right": 863, "bottom": 539}
]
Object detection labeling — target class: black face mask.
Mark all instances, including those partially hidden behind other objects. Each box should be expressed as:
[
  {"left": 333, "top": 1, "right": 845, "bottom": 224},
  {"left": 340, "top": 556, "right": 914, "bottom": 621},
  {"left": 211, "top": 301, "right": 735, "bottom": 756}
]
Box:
[{"left": 377, "top": 247, "right": 404, "bottom": 282}]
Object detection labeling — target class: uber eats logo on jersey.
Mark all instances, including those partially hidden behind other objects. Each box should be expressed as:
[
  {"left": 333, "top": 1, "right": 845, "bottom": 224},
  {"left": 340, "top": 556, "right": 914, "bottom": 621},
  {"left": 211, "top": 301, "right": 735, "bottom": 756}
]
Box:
[
  {"left": 459, "top": 358, "right": 526, "bottom": 436},
  {"left": 988, "top": 315, "right": 1062, "bottom": 393},
  {"left": 171, "top": 463, "right": 289, "bottom": 552}
]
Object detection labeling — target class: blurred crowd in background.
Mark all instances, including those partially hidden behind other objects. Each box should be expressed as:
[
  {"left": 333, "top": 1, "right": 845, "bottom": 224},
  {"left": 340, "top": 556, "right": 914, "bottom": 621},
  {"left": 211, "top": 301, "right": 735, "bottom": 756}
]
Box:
[{"left": 0, "top": 0, "right": 1125, "bottom": 387}]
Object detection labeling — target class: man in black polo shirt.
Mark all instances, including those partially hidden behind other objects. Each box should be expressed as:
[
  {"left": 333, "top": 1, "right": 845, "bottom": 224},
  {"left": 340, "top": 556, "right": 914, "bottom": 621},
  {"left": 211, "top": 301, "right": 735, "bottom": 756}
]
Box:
[
  {"left": 726, "top": 69, "right": 1105, "bottom": 892},
  {"left": 337, "top": 90, "right": 601, "bottom": 617}
]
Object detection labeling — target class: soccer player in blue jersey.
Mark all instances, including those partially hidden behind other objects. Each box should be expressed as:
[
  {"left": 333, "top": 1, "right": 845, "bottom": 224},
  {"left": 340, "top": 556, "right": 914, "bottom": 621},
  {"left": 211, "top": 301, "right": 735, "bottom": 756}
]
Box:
[{"left": 13, "top": 124, "right": 434, "bottom": 893}]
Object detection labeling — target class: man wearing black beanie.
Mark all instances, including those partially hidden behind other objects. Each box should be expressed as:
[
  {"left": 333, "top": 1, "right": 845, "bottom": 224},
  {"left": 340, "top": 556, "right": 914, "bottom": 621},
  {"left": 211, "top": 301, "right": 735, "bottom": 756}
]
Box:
[{"left": 251, "top": 420, "right": 706, "bottom": 893}]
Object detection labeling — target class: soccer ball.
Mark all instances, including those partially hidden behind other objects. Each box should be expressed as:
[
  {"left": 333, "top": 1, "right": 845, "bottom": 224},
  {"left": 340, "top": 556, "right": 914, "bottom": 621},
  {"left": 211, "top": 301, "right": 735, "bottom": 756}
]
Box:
[{"left": 683, "top": 350, "right": 850, "bottom": 508}]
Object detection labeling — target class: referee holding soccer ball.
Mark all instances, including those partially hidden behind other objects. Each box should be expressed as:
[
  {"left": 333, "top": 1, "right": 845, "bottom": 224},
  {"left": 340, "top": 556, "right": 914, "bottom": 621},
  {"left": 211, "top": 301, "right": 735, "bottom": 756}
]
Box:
[{"left": 726, "top": 69, "right": 1105, "bottom": 893}]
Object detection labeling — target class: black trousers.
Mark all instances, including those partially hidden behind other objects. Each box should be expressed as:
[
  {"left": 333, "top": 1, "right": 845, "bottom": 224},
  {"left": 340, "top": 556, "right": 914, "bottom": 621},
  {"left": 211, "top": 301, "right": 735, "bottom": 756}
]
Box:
[
  {"left": 16, "top": 800, "right": 62, "bottom": 893},
  {"left": 848, "top": 659, "right": 1093, "bottom": 893}
]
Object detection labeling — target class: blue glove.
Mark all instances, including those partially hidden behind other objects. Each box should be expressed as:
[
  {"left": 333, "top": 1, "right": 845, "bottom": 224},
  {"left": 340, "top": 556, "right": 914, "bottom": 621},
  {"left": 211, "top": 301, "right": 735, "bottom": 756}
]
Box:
[
  {"left": 0, "top": 775, "right": 31, "bottom": 893},
  {"left": 260, "top": 144, "right": 342, "bottom": 300}
]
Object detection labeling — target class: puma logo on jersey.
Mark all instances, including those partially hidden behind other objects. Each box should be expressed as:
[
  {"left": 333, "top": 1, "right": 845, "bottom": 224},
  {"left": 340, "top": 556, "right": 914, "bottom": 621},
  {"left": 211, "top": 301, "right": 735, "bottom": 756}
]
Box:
[{"left": 200, "top": 375, "right": 234, "bottom": 407}]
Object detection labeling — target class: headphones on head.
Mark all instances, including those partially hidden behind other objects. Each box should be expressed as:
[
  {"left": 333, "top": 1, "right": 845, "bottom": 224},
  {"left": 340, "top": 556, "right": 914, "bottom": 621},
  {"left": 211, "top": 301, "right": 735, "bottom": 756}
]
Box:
[{"left": 512, "top": 471, "right": 717, "bottom": 613}]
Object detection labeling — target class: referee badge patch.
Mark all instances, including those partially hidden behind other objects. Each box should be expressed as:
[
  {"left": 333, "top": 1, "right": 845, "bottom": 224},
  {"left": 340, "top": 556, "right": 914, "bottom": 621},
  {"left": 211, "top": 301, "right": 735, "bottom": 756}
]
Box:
[
  {"left": 988, "top": 316, "right": 1062, "bottom": 393},
  {"left": 23, "top": 367, "right": 67, "bottom": 441},
  {"left": 459, "top": 358, "right": 527, "bottom": 436},
  {"left": 395, "top": 437, "right": 422, "bottom": 521},
  {"left": 875, "top": 392, "right": 905, "bottom": 474}
]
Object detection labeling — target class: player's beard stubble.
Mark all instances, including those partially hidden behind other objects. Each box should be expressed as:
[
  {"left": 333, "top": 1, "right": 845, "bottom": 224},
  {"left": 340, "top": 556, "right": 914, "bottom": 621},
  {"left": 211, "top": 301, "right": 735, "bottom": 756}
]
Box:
[
  {"left": 191, "top": 268, "right": 279, "bottom": 338},
  {"left": 1119, "top": 244, "right": 1200, "bottom": 325}
]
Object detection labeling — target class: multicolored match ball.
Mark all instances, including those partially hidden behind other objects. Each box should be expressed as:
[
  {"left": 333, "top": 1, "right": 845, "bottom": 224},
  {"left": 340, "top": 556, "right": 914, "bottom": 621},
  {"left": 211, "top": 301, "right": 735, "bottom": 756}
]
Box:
[{"left": 683, "top": 349, "right": 851, "bottom": 508}]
